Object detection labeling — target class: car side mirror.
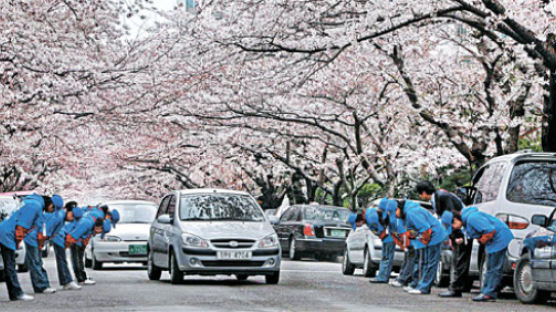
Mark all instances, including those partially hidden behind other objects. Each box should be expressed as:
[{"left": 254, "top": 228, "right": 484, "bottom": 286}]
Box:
[
  {"left": 157, "top": 214, "right": 173, "bottom": 224},
  {"left": 531, "top": 215, "right": 548, "bottom": 227}
]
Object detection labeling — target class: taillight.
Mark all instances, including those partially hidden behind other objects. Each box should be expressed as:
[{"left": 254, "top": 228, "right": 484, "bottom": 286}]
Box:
[{"left": 303, "top": 224, "right": 315, "bottom": 237}]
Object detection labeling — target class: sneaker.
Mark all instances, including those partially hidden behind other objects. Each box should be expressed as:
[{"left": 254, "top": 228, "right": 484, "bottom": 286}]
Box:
[
  {"left": 16, "top": 294, "right": 34, "bottom": 301},
  {"left": 408, "top": 289, "right": 428, "bottom": 295},
  {"left": 82, "top": 279, "right": 96, "bottom": 286},
  {"left": 403, "top": 286, "right": 415, "bottom": 292},
  {"left": 42, "top": 288, "right": 57, "bottom": 294},
  {"left": 62, "top": 282, "right": 82, "bottom": 290},
  {"left": 390, "top": 280, "right": 404, "bottom": 288},
  {"left": 472, "top": 294, "right": 496, "bottom": 302}
]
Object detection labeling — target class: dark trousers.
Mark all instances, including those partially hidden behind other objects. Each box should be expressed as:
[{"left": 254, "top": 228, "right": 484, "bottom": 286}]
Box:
[
  {"left": 449, "top": 238, "right": 473, "bottom": 293},
  {"left": 397, "top": 247, "right": 416, "bottom": 285},
  {"left": 70, "top": 244, "right": 87, "bottom": 283},
  {"left": 24, "top": 242, "right": 50, "bottom": 292},
  {"left": 416, "top": 243, "right": 442, "bottom": 294},
  {"left": 53, "top": 244, "right": 73, "bottom": 286},
  {"left": 409, "top": 249, "right": 423, "bottom": 288},
  {"left": 0, "top": 243, "right": 23, "bottom": 300},
  {"left": 482, "top": 248, "right": 507, "bottom": 298}
]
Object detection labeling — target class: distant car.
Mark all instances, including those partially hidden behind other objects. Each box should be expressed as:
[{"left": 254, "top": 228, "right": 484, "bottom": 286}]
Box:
[
  {"left": 147, "top": 189, "right": 281, "bottom": 284},
  {"left": 0, "top": 195, "right": 28, "bottom": 277},
  {"left": 85, "top": 200, "right": 157, "bottom": 269},
  {"left": 342, "top": 198, "right": 451, "bottom": 284},
  {"left": 513, "top": 208, "right": 556, "bottom": 304},
  {"left": 273, "top": 205, "right": 351, "bottom": 261}
]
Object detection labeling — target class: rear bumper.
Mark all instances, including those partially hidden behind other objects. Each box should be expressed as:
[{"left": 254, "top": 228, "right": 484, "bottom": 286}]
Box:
[
  {"left": 93, "top": 241, "right": 148, "bottom": 263},
  {"left": 295, "top": 238, "right": 346, "bottom": 254}
]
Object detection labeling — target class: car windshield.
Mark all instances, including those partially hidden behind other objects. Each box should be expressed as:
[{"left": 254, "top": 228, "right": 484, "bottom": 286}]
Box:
[
  {"left": 179, "top": 194, "right": 265, "bottom": 222},
  {"left": 0, "top": 198, "right": 20, "bottom": 221},
  {"left": 506, "top": 161, "right": 556, "bottom": 206},
  {"left": 303, "top": 206, "right": 350, "bottom": 222},
  {"left": 107, "top": 204, "right": 157, "bottom": 224}
]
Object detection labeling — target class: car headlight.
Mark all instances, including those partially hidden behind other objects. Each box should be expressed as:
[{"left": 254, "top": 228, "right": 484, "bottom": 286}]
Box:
[
  {"left": 181, "top": 233, "right": 209, "bottom": 248},
  {"left": 104, "top": 235, "right": 122, "bottom": 242},
  {"left": 259, "top": 233, "right": 279, "bottom": 249}
]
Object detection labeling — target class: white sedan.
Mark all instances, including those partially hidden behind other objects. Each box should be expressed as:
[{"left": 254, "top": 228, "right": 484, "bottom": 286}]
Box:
[{"left": 85, "top": 200, "right": 157, "bottom": 270}]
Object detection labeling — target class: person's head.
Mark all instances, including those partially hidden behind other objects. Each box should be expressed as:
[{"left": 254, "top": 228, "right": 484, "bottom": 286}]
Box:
[
  {"left": 452, "top": 212, "right": 463, "bottom": 230},
  {"left": 93, "top": 218, "right": 104, "bottom": 235},
  {"left": 65, "top": 201, "right": 78, "bottom": 211},
  {"left": 42, "top": 196, "right": 54, "bottom": 213},
  {"left": 415, "top": 181, "right": 436, "bottom": 201}
]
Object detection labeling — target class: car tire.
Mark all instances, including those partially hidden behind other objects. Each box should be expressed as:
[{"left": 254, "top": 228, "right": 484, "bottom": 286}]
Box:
[
  {"left": 513, "top": 253, "right": 550, "bottom": 304},
  {"left": 289, "top": 238, "right": 300, "bottom": 260},
  {"left": 92, "top": 251, "right": 103, "bottom": 270},
  {"left": 265, "top": 271, "right": 280, "bottom": 284},
  {"left": 362, "top": 248, "right": 376, "bottom": 278},
  {"left": 17, "top": 264, "right": 28, "bottom": 273},
  {"left": 169, "top": 252, "right": 183, "bottom": 284},
  {"left": 147, "top": 250, "right": 162, "bottom": 281},
  {"left": 342, "top": 249, "right": 356, "bottom": 275},
  {"left": 236, "top": 274, "right": 249, "bottom": 281},
  {"left": 434, "top": 260, "right": 449, "bottom": 287}
]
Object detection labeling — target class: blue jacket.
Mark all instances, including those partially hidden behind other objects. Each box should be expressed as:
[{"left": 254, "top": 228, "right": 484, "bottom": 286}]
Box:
[
  {"left": 68, "top": 210, "right": 102, "bottom": 242},
  {"left": 365, "top": 208, "right": 394, "bottom": 243},
  {"left": 0, "top": 194, "right": 44, "bottom": 250},
  {"left": 24, "top": 194, "right": 47, "bottom": 247},
  {"left": 52, "top": 220, "right": 77, "bottom": 248},
  {"left": 461, "top": 207, "right": 513, "bottom": 254},
  {"left": 402, "top": 200, "right": 447, "bottom": 248}
]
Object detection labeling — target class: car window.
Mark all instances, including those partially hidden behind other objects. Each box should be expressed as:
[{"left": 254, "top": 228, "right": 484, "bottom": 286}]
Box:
[
  {"left": 179, "top": 194, "right": 265, "bottom": 221},
  {"left": 168, "top": 196, "right": 176, "bottom": 218},
  {"left": 547, "top": 218, "right": 556, "bottom": 233},
  {"left": 157, "top": 196, "right": 170, "bottom": 218},
  {"left": 295, "top": 207, "right": 303, "bottom": 222},
  {"left": 473, "top": 162, "right": 506, "bottom": 204},
  {"left": 506, "top": 161, "right": 556, "bottom": 206},
  {"left": 303, "top": 206, "right": 350, "bottom": 222},
  {"left": 280, "top": 207, "right": 294, "bottom": 222},
  {"left": 108, "top": 204, "right": 157, "bottom": 224}
]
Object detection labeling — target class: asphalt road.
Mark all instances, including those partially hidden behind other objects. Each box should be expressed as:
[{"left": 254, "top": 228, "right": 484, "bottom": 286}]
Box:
[{"left": 1, "top": 252, "right": 555, "bottom": 312}]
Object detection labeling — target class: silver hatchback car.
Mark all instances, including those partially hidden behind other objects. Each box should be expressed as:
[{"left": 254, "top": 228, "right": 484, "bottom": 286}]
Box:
[{"left": 147, "top": 189, "right": 281, "bottom": 284}]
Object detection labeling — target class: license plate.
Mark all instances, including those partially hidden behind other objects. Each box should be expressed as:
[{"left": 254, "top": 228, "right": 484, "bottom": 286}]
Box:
[
  {"left": 330, "top": 229, "right": 346, "bottom": 238},
  {"left": 128, "top": 244, "right": 147, "bottom": 256},
  {"left": 216, "top": 250, "right": 252, "bottom": 260}
]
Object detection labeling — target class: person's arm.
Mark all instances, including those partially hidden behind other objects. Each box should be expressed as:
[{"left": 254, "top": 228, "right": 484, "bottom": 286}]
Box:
[
  {"left": 66, "top": 218, "right": 93, "bottom": 248},
  {"left": 470, "top": 215, "right": 496, "bottom": 244},
  {"left": 407, "top": 212, "right": 432, "bottom": 246}
]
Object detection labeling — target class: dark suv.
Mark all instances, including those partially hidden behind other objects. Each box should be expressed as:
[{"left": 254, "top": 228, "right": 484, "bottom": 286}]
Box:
[{"left": 464, "top": 152, "right": 556, "bottom": 291}]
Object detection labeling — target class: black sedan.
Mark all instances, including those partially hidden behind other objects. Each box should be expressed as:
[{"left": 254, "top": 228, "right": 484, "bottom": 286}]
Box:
[{"left": 272, "top": 205, "right": 352, "bottom": 261}]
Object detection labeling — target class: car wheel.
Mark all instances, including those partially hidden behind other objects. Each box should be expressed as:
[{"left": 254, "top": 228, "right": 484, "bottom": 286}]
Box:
[
  {"left": 92, "top": 250, "right": 103, "bottom": 270},
  {"left": 265, "top": 271, "right": 280, "bottom": 284},
  {"left": 434, "top": 260, "right": 449, "bottom": 287},
  {"left": 235, "top": 274, "right": 249, "bottom": 281},
  {"left": 513, "top": 253, "right": 550, "bottom": 304},
  {"left": 342, "top": 249, "right": 356, "bottom": 275},
  {"left": 289, "top": 238, "right": 300, "bottom": 260},
  {"left": 17, "top": 264, "right": 28, "bottom": 273},
  {"left": 169, "top": 252, "right": 183, "bottom": 284},
  {"left": 147, "top": 249, "right": 162, "bottom": 281},
  {"left": 362, "top": 248, "right": 376, "bottom": 278}
]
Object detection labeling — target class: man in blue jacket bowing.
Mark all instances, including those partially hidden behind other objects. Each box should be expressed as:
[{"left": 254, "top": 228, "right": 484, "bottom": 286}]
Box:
[{"left": 0, "top": 194, "right": 54, "bottom": 301}]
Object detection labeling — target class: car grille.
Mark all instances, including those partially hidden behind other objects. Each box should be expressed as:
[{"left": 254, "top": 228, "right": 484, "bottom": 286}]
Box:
[
  {"left": 201, "top": 260, "right": 265, "bottom": 267},
  {"left": 210, "top": 239, "right": 255, "bottom": 249}
]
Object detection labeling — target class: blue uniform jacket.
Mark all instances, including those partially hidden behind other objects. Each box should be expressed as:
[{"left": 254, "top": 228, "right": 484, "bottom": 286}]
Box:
[
  {"left": 402, "top": 200, "right": 447, "bottom": 248},
  {"left": 68, "top": 208, "right": 104, "bottom": 242},
  {"left": 461, "top": 207, "right": 513, "bottom": 254},
  {"left": 365, "top": 208, "right": 394, "bottom": 244},
  {"left": 0, "top": 194, "right": 44, "bottom": 250},
  {"left": 52, "top": 220, "right": 77, "bottom": 248}
]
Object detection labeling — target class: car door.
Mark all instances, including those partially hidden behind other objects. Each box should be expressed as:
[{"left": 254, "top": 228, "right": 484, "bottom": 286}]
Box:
[
  {"left": 160, "top": 194, "right": 177, "bottom": 267},
  {"left": 347, "top": 225, "right": 365, "bottom": 264},
  {"left": 277, "top": 207, "right": 294, "bottom": 250},
  {"left": 151, "top": 195, "right": 170, "bottom": 267}
]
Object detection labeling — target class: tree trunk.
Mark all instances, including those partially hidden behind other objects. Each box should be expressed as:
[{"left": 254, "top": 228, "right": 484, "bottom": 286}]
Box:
[{"left": 543, "top": 70, "right": 556, "bottom": 152}]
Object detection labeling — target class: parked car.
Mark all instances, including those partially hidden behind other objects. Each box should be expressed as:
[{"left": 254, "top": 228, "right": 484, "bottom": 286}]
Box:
[
  {"left": 513, "top": 208, "right": 556, "bottom": 303},
  {"left": 342, "top": 198, "right": 451, "bottom": 283},
  {"left": 273, "top": 204, "right": 351, "bottom": 261},
  {"left": 463, "top": 151, "right": 556, "bottom": 290},
  {"left": 85, "top": 200, "right": 157, "bottom": 269},
  {"left": 0, "top": 195, "right": 28, "bottom": 278},
  {"left": 147, "top": 189, "right": 281, "bottom": 284}
]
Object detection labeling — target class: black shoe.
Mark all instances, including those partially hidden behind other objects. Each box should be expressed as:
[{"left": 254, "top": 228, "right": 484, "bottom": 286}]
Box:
[
  {"left": 369, "top": 278, "right": 388, "bottom": 284},
  {"left": 439, "top": 290, "right": 462, "bottom": 298},
  {"left": 472, "top": 294, "right": 496, "bottom": 302}
]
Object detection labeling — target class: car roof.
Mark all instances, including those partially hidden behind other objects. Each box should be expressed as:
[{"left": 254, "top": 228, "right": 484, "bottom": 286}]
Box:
[
  {"left": 177, "top": 188, "right": 251, "bottom": 196},
  {"left": 485, "top": 151, "right": 556, "bottom": 165}
]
